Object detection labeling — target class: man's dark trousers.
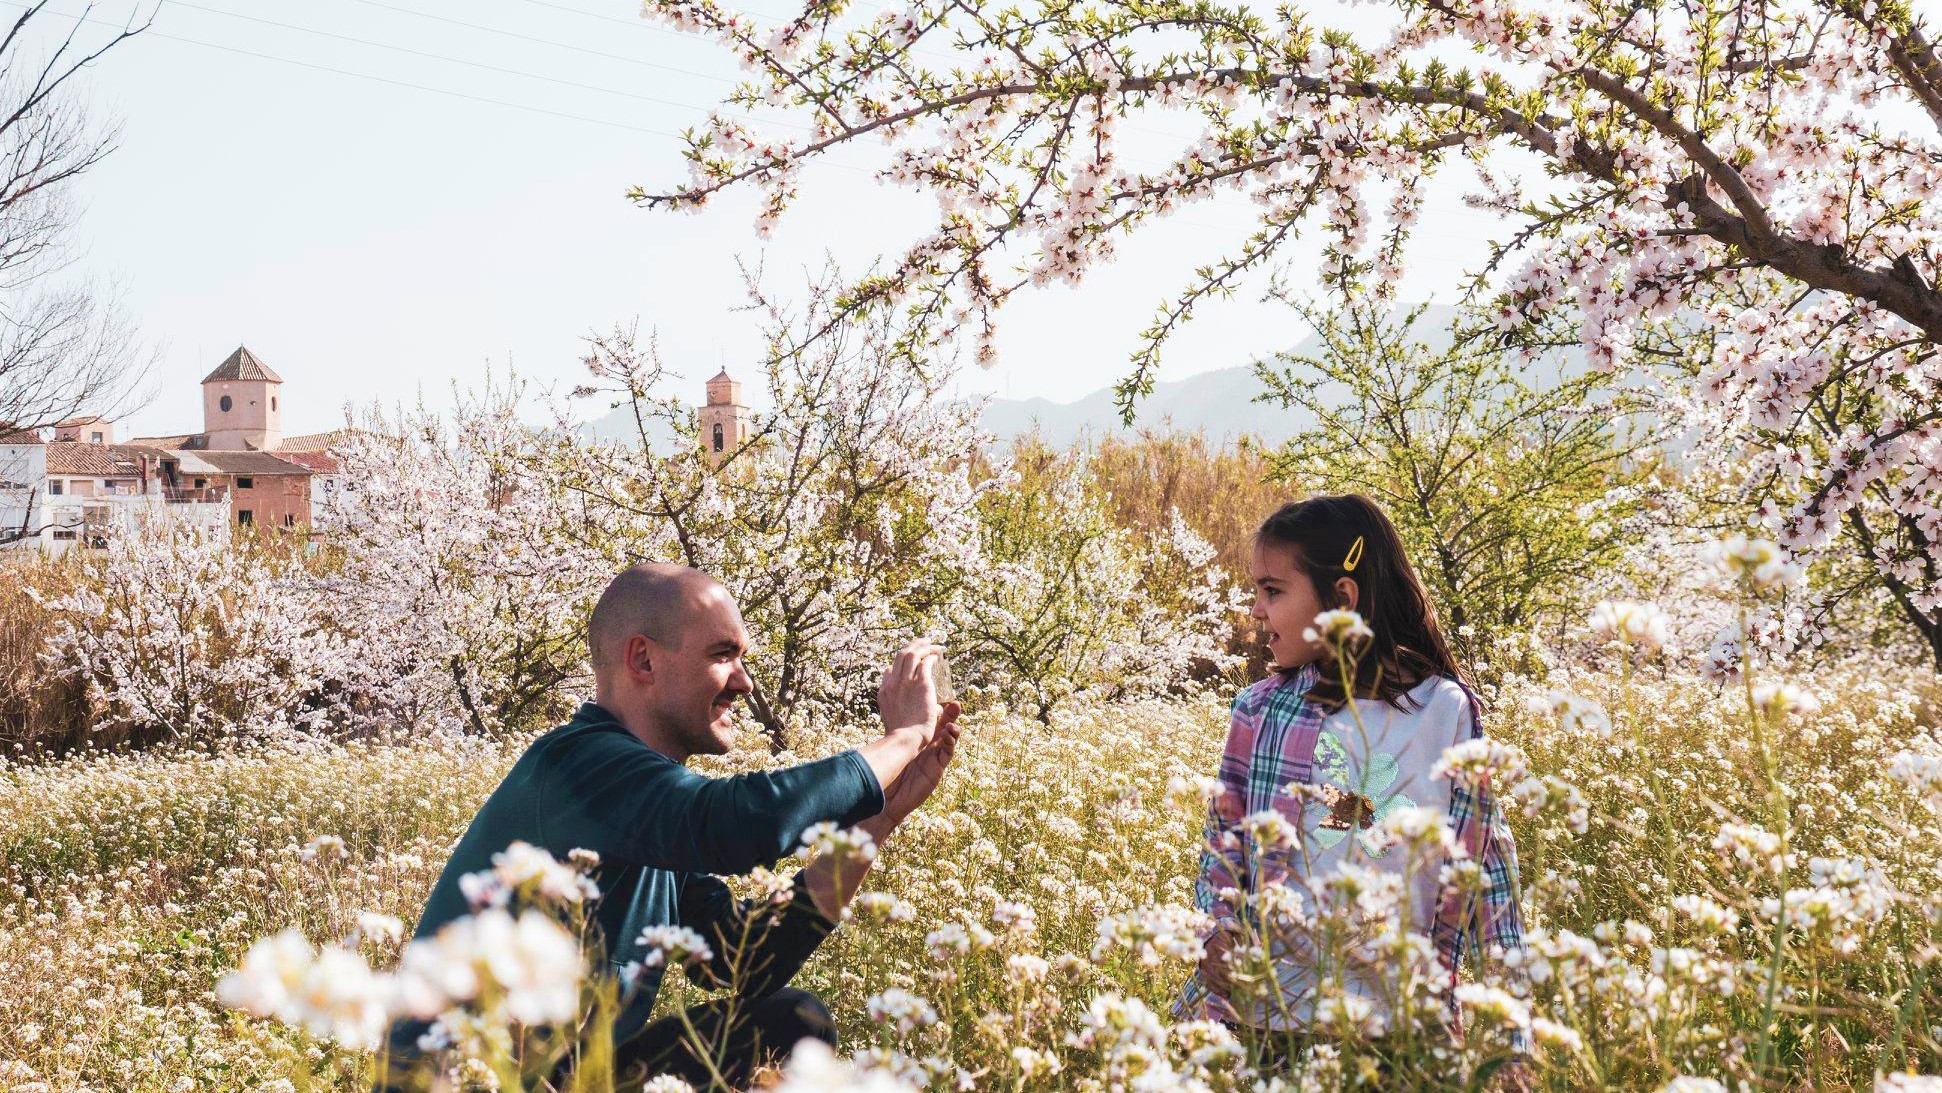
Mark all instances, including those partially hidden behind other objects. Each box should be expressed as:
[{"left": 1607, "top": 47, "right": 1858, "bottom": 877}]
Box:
[{"left": 612, "top": 987, "right": 836, "bottom": 1089}]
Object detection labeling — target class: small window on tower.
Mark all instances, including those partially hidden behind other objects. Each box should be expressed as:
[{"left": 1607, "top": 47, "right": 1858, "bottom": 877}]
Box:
[
  {"left": 220, "top": 395, "right": 233, "bottom": 412},
  {"left": 712, "top": 423, "right": 724, "bottom": 452},
  {"left": 271, "top": 396, "right": 278, "bottom": 411}
]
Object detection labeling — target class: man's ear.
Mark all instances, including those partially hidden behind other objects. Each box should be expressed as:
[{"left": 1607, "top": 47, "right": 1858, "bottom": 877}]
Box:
[
  {"left": 626, "top": 634, "right": 655, "bottom": 684},
  {"left": 1334, "top": 576, "right": 1360, "bottom": 614}
]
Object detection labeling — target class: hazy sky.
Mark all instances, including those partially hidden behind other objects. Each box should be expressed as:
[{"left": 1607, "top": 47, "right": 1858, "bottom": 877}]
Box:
[{"left": 32, "top": 0, "right": 1518, "bottom": 440}]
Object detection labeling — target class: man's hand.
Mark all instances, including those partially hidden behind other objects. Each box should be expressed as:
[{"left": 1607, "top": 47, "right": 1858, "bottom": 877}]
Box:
[
  {"left": 877, "top": 638, "right": 944, "bottom": 740},
  {"left": 1199, "top": 923, "right": 1235, "bottom": 998}
]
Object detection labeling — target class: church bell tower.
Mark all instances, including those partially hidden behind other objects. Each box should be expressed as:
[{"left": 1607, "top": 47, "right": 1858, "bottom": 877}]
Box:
[{"left": 698, "top": 369, "right": 751, "bottom": 464}]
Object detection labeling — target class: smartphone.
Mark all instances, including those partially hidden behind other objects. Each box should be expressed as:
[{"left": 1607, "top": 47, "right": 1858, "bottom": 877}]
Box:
[{"left": 928, "top": 654, "right": 956, "bottom": 704}]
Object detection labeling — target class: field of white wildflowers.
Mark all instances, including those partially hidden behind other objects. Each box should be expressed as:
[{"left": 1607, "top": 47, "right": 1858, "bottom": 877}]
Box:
[{"left": 4, "top": 637, "right": 1941, "bottom": 1093}]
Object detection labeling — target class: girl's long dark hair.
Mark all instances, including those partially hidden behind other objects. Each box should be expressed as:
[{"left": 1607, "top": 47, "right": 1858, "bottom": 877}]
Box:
[{"left": 1256, "top": 494, "right": 1465, "bottom": 711}]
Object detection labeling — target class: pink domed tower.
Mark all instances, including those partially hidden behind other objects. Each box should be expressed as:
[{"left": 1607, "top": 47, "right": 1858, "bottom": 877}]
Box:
[{"left": 201, "top": 346, "right": 283, "bottom": 450}]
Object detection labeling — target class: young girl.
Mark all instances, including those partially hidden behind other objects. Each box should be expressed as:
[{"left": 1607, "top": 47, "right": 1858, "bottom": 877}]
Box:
[{"left": 1178, "top": 494, "right": 1524, "bottom": 1055}]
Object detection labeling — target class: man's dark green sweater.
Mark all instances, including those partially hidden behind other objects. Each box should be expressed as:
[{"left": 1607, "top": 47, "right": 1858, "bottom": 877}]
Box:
[{"left": 400, "top": 701, "right": 884, "bottom": 1048}]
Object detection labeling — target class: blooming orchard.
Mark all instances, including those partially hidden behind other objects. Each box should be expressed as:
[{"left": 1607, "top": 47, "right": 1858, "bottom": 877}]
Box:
[
  {"left": 18, "top": 344, "right": 1240, "bottom": 749},
  {"left": 323, "top": 392, "right": 617, "bottom": 736},
  {"left": 565, "top": 274, "right": 1239, "bottom": 738}
]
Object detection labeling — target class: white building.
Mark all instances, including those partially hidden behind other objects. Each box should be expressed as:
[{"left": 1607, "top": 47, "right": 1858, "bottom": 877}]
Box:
[
  {"left": 0, "top": 429, "right": 48, "bottom": 547},
  {"left": 0, "top": 427, "right": 227, "bottom": 556}
]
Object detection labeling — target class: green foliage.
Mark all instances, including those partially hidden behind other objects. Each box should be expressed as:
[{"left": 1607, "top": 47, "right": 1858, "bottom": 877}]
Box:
[{"left": 1257, "top": 297, "right": 1650, "bottom": 657}]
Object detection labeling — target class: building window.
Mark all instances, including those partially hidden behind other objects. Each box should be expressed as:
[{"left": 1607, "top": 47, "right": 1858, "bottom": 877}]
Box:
[
  {"left": 238, "top": 509, "right": 253, "bottom": 525},
  {"left": 220, "top": 395, "right": 233, "bottom": 412},
  {"left": 52, "top": 528, "right": 76, "bottom": 541},
  {"left": 712, "top": 422, "right": 724, "bottom": 452},
  {"left": 48, "top": 480, "right": 62, "bottom": 495},
  {"left": 237, "top": 477, "right": 254, "bottom": 490},
  {"left": 193, "top": 477, "right": 206, "bottom": 489},
  {"left": 271, "top": 396, "right": 278, "bottom": 411},
  {"left": 283, "top": 514, "right": 294, "bottom": 527},
  {"left": 89, "top": 431, "right": 103, "bottom": 443}
]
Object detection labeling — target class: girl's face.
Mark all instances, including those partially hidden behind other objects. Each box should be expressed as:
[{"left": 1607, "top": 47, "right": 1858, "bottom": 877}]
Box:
[
  {"left": 1250, "top": 540, "right": 1361, "bottom": 670},
  {"left": 1250, "top": 540, "right": 1328, "bottom": 669}
]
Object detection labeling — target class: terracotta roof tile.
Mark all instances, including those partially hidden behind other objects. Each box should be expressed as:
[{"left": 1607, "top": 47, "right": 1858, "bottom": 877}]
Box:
[
  {"left": 194, "top": 450, "right": 312, "bottom": 475},
  {"left": 272, "top": 451, "right": 340, "bottom": 473},
  {"left": 201, "top": 346, "right": 282, "bottom": 384},
  {"left": 274, "top": 429, "right": 357, "bottom": 452},
  {"left": 45, "top": 444, "right": 148, "bottom": 477},
  {"left": 129, "top": 433, "right": 200, "bottom": 450}
]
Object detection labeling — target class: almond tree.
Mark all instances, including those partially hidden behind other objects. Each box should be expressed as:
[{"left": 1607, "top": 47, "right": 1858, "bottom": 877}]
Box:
[
  {"left": 325, "top": 389, "right": 618, "bottom": 736},
  {"left": 631, "top": 0, "right": 1942, "bottom": 664},
  {"left": 31, "top": 523, "right": 346, "bottom": 743},
  {"left": 955, "top": 444, "right": 1244, "bottom": 721}
]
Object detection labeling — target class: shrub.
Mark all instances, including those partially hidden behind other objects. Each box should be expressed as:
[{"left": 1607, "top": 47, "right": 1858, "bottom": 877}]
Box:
[{"left": 952, "top": 444, "right": 1244, "bottom": 721}]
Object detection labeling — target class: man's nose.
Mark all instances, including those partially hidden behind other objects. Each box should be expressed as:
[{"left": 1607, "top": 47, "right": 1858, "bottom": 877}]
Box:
[{"left": 728, "top": 660, "right": 754, "bottom": 695}]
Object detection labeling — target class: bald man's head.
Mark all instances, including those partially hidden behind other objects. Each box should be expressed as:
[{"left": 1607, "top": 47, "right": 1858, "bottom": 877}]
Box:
[
  {"left": 588, "top": 564, "right": 753, "bottom": 760},
  {"left": 587, "top": 564, "right": 727, "bottom": 676}
]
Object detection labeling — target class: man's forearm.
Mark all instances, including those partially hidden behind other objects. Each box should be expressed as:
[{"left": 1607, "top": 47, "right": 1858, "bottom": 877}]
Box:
[{"left": 852, "top": 724, "right": 927, "bottom": 797}]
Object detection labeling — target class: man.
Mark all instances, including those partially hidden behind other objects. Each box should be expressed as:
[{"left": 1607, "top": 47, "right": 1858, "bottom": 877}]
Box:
[{"left": 384, "top": 563, "right": 960, "bottom": 1089}]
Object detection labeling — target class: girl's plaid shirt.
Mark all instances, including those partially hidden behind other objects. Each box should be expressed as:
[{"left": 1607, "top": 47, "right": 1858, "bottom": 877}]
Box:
[{"left": 1180, "top": 663, "right": 1525, "bottom": 1022}]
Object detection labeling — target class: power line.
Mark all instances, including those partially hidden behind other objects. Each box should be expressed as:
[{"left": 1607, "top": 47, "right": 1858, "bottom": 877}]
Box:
[
  {"left": 500, "top": 0, "right": 1222, "bottom": 147},
  {"left": 8, "top": 1, "right": 908, "bottom": 183},
  {"left": 161, "top": 0, "right": 754, "bottom": 117},
  {"left": 3, "top": 0, "right": 684, "bottom": 137},
  {"left": 340, "top": 0, "right": 740, "bottom": 85},
  {"left": 515, "top": 0, "right": 658, "bottom": 32},
  {"left": 521, "top": 0, "right": 968, "bottom": 68},
  {"left": 11, "top": 1, "right": 1502, "bottom": 242}
]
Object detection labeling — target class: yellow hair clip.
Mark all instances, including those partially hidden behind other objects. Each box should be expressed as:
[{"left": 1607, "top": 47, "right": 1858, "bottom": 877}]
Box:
[{"left": 1341, "top": 535, "right": 1365, "bottom": 572}]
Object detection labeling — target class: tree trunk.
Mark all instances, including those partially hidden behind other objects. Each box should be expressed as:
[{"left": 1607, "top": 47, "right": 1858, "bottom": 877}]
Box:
[{"left": 745, "top": 676, "right": 790, "bottom": 754}]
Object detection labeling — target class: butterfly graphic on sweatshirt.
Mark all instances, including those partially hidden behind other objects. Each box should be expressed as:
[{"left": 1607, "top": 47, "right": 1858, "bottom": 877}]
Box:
[{"left": 1304, "top": 733, "right": 1415, "bottom": 853}]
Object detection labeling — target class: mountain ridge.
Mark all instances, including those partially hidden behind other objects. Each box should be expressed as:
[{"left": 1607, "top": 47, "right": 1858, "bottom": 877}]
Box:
[{"left": 578, "top": 305, "right": 1586, "bottom": 449}]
